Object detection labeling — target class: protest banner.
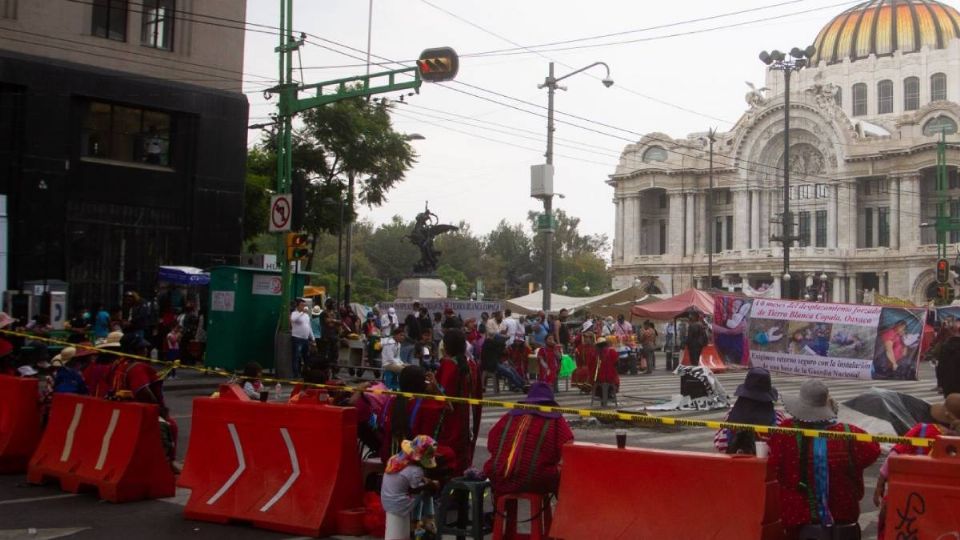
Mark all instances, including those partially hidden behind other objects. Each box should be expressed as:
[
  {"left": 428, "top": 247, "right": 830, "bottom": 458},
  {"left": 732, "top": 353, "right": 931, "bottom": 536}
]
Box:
[
  {"left": 377, "top": 300, "right": 502, "bottom": 323},
  {"left": 713, "top": 295, "right": 926, "bottom": 380}
]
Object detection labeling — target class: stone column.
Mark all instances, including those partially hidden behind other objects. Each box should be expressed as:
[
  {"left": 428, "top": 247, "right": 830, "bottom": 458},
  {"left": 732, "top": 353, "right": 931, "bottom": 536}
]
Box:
[
  {"left": 827, "top": 184, "right": 838, "bottom": 248},
  {"left": 634, "top": 193, "right": 644, "bottom": 256},
  {"left": 848, "top": 274, "right": 858, "bottom": 303},
  {"left": 697, "top": 190, "right": 708, "bottom": 255},
  {"left": 668, "top": 192, "right": 684, "bottom": 257},
  {"left": 759, "top": 190, "right": 771, "bottom": 248},
  {"left": 889, "top": 177, "right": 900, "bottom": 250},
  {"left": 613, "top": 197, "right": 624, "bottom": 262},
  {"left": 772, "top": 274, "right": 782, "bottom": 298},
  {"left": 832, "top": 276, "right": 843, "bottom": 302},
  {"left": 750, "top": 190, "right": 761, "bottom": 249},
  {"left": 734, "top": 189, "right": 750, "bottom": 250},
  {"left": 685, "top": 192, "right": 695, "bottom": 257},
  {"left": 882, "top": 272, "right": 889, "bottom": 295},
  {"left": 622, "top": 195, "right": 636, "bottom": 261},
  {"left": 900, "top": 173, "right": 922, "bottom": 249},
  {"left": 837, "top": 181, "right": 855, "bottom": 250}
]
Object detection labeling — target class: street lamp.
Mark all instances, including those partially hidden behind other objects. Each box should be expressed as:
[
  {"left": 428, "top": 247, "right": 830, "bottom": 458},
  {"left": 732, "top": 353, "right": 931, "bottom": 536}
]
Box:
[
  {"left": 536, "top": 61, "right": 613, "bottom": 312},
  {"left": 450, "top": 281, "right": 457, "bottom": 298},
  {"left": 470, "top": 291, "right": 477, "bottom": 301},
  {"left": 583, "top": 284, "right": 592, "bottom": 294},
  {"left": 760, "top": 45, "right": 816, "bottom": 299},
  {"left": 561, "top": 282, "right": 568, "bottom": 293}
]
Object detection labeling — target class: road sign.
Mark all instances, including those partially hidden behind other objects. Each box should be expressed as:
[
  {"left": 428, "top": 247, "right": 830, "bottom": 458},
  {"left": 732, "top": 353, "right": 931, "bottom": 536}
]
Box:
[
  {"left": 269, "top": 194, "right": 292, "bottom": 232},
  {"left": 49, "top": 291, "right": 66, "bottom": 330}
]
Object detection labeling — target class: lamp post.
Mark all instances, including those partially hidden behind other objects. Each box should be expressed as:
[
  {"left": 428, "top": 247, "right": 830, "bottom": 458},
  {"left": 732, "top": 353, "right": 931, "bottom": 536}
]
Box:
[
  {"left": 705, "top": 129, "right": 716, "bottom": 289},
  {"left": 537, "top": 61, "right": 613, "bottom": 312},
  {"left": 760, "top": 45, "right": 816, "bottom": 300}
]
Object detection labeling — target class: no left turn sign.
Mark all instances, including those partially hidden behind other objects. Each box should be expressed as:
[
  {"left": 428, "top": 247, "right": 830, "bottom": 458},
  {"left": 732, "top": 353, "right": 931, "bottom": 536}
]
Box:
[{"left": 269, "top": 194, "right": 292, "bottom": 232}]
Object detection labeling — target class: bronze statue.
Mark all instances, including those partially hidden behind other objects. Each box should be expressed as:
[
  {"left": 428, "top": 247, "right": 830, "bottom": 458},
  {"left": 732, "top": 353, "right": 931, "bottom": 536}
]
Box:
[{"left": 408, "top": 203, "right": 458, "bottom": 275}]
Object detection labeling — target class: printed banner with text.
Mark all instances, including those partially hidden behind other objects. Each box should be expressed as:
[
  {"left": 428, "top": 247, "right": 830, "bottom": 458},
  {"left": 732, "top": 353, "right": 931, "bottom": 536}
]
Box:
[{"left": 713, "top": 295, "right": 926, "bottom": 380}]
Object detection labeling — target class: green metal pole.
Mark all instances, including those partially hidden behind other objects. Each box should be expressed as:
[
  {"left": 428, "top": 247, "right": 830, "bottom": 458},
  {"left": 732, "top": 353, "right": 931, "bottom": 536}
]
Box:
[{"left": 276, "top": 0, "right": 295, "bottom": 330}]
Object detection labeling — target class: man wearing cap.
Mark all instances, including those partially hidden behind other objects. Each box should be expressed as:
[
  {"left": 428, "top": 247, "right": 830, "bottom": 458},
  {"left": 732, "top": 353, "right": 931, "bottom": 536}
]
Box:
[
  {"left": 483, "top": 382, "right": 574, "bottom": 497},
  {"left": 767, "top": 380, "right": 880, "bottom": 539},
  {"left": 289, "top": 298, "right": 312, "bottom": 379},
  {"left": 380, "top": 326, "right": 408, "bottom": 390}
]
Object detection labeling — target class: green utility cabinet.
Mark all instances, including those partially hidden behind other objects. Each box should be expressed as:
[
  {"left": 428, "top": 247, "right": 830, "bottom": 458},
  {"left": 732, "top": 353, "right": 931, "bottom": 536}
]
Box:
[{"left": 205, "top": 266, "right": 311, "bottom": 372}]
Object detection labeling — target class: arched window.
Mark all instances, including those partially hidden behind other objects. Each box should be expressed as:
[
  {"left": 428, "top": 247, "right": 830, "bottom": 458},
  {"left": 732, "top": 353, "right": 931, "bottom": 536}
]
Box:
[
  {"left": 931, "top": 73, "right": 947, "bottom": 102},
  {"left": 877, "top": 79, "right": 893, "bottom": 114},
  {"left": 903, "top": 77, "right": 920, "bottom": 111},
  {"left": 852, "top": 83, "right": 867, "bottom": 116},
  {"left": 923, "top": 116, "right": 958, "bottom": 136},
  {"left": 642, "top": 146, "right": 668, "bottom": 163}
]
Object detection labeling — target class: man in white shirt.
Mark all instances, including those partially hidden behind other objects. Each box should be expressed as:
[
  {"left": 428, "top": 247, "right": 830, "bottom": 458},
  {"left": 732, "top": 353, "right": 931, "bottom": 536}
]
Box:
[
  {"left": 486, "top": 311, "right": 502, "bottom": 339},
  {"left": 381, "top": 307, "right": 400, "bottom": 338},
  {"left": 289, "top": 298, "right": 312, "bottom": 379},
  {"left": 380, "top": 326, "right": 407, "bottom": 389},
  {"left": 500, "top": 309, "right": 522, "bottom": 347}
]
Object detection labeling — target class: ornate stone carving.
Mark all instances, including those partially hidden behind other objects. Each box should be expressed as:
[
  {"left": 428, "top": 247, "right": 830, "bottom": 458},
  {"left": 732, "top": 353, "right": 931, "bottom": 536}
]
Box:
[{"left": 745, "top": 81, "right": 769, "bottom": 109}]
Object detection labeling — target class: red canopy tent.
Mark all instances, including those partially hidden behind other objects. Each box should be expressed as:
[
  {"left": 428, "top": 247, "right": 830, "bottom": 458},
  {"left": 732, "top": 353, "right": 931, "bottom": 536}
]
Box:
[{"left": 631, "top": 288, "right": 715, "bottom": 320}]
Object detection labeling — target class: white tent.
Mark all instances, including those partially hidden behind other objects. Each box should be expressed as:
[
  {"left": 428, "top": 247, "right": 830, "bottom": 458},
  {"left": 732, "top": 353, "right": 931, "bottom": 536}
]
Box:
[{"left": 503, "top": 286, "right": 652, "bottom": 315}]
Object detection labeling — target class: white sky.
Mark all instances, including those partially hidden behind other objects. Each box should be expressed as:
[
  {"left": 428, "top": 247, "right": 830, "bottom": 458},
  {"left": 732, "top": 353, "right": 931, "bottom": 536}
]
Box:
[{"left": 241, "top": 0, "right": 904, "bottom": 240}]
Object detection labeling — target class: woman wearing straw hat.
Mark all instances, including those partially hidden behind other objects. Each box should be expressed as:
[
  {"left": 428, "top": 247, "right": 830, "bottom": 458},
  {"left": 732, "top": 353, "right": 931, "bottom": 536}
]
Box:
[{"left": 767, "top": 380, "right": 880, "bottom": 539}]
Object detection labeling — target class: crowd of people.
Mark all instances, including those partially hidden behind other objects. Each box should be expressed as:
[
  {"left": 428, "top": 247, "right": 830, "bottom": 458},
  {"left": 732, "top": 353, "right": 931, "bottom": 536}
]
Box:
[{"left": 0, "top": 294, "right": 181, "bottom": 473}]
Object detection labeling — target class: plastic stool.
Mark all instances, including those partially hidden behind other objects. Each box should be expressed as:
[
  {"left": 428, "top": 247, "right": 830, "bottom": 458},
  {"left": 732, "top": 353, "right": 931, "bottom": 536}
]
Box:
[
  {"left": 493, "top": 492, "right": 553, "bottom": 540},
  {"left": 437, "top": 477, "right": 492, "bottom": 540}
]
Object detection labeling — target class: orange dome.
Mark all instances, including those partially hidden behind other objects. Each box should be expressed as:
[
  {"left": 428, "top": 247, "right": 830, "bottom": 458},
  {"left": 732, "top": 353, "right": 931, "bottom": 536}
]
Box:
[{"left": 811, "top": 0, "right": 960, "bottom": 65}]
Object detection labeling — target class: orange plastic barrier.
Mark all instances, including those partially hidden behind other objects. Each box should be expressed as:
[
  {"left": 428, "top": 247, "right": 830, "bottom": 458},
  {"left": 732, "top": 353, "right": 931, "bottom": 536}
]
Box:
[
  {"left": 550, "top": 442, "right": 782, "bottom": 540},
  {"left": 882, "top": 436, "right": 960, "bottom": 539},
  {"left": 180, "top": 397, "right": 363, "bottom": 537},
  {"left": 0, "top": 375, "right": 43, "bottom": 473},
  {"left": 680, "top": 344, "right": 728, "bottom": 373},
  {"left": 27, "top": 393, "right": 175, "bottom": 502}
]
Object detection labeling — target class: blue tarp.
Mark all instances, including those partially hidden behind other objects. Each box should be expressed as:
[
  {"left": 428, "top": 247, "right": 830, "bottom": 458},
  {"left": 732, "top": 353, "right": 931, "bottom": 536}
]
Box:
[{"left": 158, "top": 266, "right": 210, "bottom": 286}]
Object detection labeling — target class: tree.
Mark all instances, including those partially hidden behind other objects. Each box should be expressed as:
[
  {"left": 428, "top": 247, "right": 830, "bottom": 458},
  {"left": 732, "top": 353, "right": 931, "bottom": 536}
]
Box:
[
  {"left": 242, "top": 148, "right": 274, "bottom": 247},
  {"left": 363, "top": 216, "right": 418, "bottom": 290},
  {"left": 484, "top": 220, "right": 536, "bottom": 299},
  {"left": 436, "top": 264, "right": 469, "bottom": 299},
  {"left": 527, "top": 209, "right": 611, "bottom": 296},
  {"left": 433, "top": 221, "right": 484, "bottom": 283}
]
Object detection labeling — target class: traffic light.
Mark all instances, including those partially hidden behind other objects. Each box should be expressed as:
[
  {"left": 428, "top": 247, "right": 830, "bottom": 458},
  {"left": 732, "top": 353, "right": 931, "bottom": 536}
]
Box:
[
  {"left": 417, "top": 47, "right": 459, "bottom": 83},
  {"left": 938, "top": 285, "right": 955, "bottom": 303},
  {"left": 285, "top": 232, "right": 310, "bottom": 262},
  {"left": 937, "top": 258, "right": 950, "bottom": 283}
]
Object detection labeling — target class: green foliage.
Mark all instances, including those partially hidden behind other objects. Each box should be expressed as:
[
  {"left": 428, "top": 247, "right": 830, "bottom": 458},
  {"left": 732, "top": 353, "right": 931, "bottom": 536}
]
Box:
[
  {"left": 436, "top": 264, "right": 469, "bottom": 299},
  {"left": 242, "top": 149, "right": 273, "bottom": 242}
]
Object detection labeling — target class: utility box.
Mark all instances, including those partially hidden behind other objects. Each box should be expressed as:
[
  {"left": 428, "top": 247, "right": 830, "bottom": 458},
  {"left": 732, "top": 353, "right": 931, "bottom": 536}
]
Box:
[
  {"left": 204, "top": 266, "right": 312, "bottom": 373},
  {"left": 530, "top": 164, "right": 554, "bottom": 198}
]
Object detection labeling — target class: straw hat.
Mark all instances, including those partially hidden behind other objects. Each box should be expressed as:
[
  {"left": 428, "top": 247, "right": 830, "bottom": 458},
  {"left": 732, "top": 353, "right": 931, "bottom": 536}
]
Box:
[
  {"left": 60, "top": 347, "right": 77, "bottom": 363},
  {"left": 311, "top": 305, "right": 323, "bottom": 316},
  {"left": 98, "top": 331, "right": 124, "bottom": 349}
]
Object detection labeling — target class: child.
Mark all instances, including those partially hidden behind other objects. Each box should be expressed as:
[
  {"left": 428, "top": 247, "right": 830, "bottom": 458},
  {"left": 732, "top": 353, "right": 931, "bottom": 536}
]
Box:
[
  {"left": 165, "top": 325, "right": 182, "bottom": 379},
  {"left": 239, "top": 361, "right": 264, "bottom": 400},
  {"left": 873, "top": 394, "right": 959, "bottom": 539},
  {"left": 380, "top": 435, "right": 439, "bottom": 540}
]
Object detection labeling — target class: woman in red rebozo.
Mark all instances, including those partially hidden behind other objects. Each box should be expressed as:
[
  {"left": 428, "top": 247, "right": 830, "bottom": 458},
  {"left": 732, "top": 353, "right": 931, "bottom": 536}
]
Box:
[
  {"left": 572, "top": 331, "right": 598, "bottom": 391},
  {"left": 436, "top": 328, "right": 482, "bottom": 476},
  {"left": 536, "top": 334, "right": 562, "bottom": 386}
]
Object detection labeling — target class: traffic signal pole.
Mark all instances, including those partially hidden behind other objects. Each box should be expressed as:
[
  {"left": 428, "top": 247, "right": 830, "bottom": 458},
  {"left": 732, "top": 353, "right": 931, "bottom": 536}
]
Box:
[{"left": 271, "top": 0, "right": 456, "bottom": 329}]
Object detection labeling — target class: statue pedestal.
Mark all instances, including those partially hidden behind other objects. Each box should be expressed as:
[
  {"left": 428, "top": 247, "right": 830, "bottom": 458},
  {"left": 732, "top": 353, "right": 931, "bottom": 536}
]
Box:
[{"left": 396, "top": 277, "right": 448, "bottom": 300}]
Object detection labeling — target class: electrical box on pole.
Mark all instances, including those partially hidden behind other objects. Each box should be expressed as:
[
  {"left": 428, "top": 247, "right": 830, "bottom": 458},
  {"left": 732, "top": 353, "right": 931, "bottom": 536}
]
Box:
[{"left": 530, "top": 164, "right": 554, "bottom": 198}]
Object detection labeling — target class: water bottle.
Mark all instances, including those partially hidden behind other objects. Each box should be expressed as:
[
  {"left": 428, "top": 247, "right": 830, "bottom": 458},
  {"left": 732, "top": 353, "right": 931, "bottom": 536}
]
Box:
[{"left": 274, "top": 382, "right": 282, "bottom": 401}]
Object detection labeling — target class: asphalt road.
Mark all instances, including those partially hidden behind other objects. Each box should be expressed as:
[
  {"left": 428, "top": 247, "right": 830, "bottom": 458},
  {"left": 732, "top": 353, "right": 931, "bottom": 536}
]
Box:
[{"left": 0, "top": 362, "right": 942, "bottom": 539}]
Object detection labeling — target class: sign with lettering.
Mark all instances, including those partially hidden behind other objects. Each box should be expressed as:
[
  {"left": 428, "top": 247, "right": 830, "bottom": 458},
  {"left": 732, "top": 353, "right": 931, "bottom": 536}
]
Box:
[
  {"left": 712, "top": 295, "right": 926, "bottom": 380},
  {"left": 252, "top": 274, "right": 282, "bottom": 296}
]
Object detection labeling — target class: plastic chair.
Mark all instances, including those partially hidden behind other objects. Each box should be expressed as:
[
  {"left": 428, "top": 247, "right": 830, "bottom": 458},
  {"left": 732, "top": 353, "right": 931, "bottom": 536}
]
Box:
[
  {"left": 493, "top": 492, "right": 553, "bottom": 540},
  {"left": 437, "top": 477, "right": 493, "bottom": 540}
]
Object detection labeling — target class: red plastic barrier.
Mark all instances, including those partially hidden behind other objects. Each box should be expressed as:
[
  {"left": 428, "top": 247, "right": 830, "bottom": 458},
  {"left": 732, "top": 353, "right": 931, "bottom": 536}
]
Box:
[
  {"left": 882, "top": 436, "right": 960, "bottom": 539},
  {"left": 180, "top": 397, "right": 363, "bottom": 537},
  {"left": 550, "top": 442, "right": 782, "bottom": 540},
  {"left": 680, "top": 344, "right": 728, "bottom": 373},
  {"left": 27, "top": 394, "right": 175, "bottom": 502},
  {"left": 0, "top": 375, "right": 43, "bottom": 474}
]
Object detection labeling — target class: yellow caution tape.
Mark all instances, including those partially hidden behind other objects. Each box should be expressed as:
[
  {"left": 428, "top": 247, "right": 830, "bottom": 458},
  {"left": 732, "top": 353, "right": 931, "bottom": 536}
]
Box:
[{"left": 2, "top": 329, "right": 935, "bottom": 447}]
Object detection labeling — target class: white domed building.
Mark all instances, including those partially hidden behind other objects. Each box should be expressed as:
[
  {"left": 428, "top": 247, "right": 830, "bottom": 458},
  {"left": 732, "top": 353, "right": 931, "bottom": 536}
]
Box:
[{"left": 610, "top": 0, "right": 960, "bottom": 304}]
